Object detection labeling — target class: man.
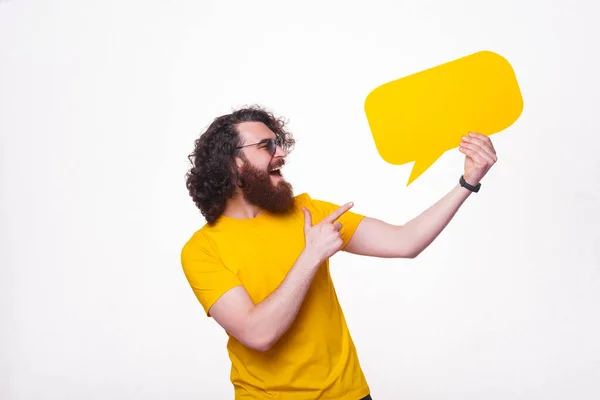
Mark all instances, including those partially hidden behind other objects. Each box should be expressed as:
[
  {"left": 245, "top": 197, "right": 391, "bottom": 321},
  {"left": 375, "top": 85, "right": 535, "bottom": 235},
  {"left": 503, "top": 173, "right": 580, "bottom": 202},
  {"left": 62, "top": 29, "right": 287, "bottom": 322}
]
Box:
[{"left": 181, "top": 105, "right": 497, "bottom": 399}]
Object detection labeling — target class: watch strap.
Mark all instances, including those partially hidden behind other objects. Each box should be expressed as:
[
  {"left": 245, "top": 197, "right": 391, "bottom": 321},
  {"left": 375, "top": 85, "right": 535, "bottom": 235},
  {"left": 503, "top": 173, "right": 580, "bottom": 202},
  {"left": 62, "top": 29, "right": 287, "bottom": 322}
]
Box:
[{"left": 459, "top": 175, "right": 481, "bottom": 192}]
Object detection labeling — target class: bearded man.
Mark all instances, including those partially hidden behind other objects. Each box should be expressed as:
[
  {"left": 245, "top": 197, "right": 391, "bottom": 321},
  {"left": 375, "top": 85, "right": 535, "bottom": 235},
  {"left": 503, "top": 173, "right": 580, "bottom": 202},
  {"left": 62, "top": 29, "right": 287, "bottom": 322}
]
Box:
[{"left": 181, "top": 105, "right": 497, "bottom": 399}]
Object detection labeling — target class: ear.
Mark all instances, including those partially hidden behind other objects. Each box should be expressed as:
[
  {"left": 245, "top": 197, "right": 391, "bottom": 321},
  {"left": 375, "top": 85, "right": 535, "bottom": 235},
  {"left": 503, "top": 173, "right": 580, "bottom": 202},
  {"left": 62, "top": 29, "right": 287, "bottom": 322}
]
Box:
[
  {"left": 231, "top": 158, "right": 245, "bottom": 188},
  {"left": 235, "top": 155, "right": 244, "bottom": 169}
]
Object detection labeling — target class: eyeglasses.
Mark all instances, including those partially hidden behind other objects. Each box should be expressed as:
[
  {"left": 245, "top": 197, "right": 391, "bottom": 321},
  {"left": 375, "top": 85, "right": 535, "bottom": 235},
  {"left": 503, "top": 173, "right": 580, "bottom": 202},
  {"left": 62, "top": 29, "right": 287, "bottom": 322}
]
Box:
[{"left": 236, "top": 136, "right": 284, "bottom": 156}]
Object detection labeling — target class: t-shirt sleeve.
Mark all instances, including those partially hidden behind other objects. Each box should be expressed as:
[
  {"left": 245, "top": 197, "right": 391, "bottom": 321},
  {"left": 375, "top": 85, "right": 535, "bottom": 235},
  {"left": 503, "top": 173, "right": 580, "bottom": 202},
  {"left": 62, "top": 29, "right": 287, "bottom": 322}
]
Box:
[
  {"left": 181, "top": 232, "right": 243, "bottom": 316},
  {"left": 304, "top": 195, "right": 365, "bottom": 250}
]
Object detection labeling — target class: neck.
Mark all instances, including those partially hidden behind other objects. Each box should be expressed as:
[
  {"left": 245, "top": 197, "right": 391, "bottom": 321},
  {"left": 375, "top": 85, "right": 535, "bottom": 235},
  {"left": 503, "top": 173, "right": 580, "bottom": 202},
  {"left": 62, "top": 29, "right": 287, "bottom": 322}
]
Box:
[{"left": 222, "top": 191, "right": 265, "bottom": 219}]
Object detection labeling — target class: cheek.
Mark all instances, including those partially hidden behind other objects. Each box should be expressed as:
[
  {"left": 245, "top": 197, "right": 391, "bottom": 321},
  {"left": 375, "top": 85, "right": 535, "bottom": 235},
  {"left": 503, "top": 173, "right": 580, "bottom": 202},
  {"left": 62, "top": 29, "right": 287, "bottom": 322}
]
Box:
[
  {"left": 244, "top": 155, "right": 270, "bottom": 172},
  {"left": 255, "top": 155, "right": 272, "bottom": 170}
]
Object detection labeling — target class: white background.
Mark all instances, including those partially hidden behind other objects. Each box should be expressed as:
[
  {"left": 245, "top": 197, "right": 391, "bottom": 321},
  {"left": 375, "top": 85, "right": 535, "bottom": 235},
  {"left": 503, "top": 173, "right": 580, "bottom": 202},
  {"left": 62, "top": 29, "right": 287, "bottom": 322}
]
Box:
[{"left": 1, "top": 0, "right": 599, "bottom": 399}]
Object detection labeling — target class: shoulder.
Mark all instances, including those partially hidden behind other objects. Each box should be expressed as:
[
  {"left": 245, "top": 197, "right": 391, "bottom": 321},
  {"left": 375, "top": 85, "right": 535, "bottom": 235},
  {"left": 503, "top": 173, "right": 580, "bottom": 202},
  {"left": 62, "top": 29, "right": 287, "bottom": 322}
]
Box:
[
  {"left": 294, "top": 192, "right": 343, "bottom": 214},
  {"left": 293, "top": 192, "right": 325, "bottom": 215},
  {"left": 294, "top": 192, "right": 333, "bottom": 208},
  {"left": 293, "top": 192, "right": 313, "bottom": 208},
  {"left": 181, "top": 218, "right": 223, "bottom": 253},
  {"left": 181, "top": 228, "right": 213, "bottom": 264}
]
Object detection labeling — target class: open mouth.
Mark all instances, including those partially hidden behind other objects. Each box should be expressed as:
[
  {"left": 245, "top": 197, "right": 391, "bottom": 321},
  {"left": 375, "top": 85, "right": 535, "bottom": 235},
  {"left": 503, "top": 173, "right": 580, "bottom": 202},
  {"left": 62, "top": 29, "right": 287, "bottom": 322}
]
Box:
[{"left": 269, "top": 165, "right": 283, "bottom": 177}]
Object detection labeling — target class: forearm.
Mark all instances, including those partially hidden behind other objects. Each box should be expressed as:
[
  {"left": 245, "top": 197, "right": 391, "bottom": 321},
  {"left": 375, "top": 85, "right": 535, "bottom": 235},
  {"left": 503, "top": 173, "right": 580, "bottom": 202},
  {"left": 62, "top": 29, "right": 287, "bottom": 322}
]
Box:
[
  {"left": 399, "top": 183, "right": 472, "bottom": 257},
  {"left": 246, "top": 250, "right": 321, "bottom": 351}
]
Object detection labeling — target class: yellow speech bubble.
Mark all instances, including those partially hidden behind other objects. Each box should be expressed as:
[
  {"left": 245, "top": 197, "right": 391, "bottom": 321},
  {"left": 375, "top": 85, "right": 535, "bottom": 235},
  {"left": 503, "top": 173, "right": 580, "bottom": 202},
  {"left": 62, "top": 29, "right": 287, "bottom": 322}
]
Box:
[{"left": 364, "top": 50, "right": 523, "bottom": 185}]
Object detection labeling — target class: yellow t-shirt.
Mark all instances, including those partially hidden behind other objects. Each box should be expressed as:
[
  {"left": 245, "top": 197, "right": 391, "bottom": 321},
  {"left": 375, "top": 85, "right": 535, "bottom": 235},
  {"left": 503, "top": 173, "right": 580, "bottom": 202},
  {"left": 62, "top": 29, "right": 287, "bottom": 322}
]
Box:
[{"left": 181, "top": 193, "right": 370, "bottom": 399}]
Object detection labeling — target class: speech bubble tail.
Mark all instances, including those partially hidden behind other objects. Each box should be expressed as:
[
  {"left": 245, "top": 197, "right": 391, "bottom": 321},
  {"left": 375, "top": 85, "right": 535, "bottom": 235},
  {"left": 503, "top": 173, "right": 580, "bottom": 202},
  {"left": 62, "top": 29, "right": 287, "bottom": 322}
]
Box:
[{"left": 407, "top": 153, "right": 442, "bottom": 186}]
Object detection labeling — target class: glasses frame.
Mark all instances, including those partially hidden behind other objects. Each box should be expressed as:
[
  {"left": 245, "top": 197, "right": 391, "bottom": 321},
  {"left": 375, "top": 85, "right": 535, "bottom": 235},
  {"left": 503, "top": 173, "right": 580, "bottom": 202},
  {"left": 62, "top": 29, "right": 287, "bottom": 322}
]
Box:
[{"left": 235, "top": 136, "right": 284, "bottom": 156}]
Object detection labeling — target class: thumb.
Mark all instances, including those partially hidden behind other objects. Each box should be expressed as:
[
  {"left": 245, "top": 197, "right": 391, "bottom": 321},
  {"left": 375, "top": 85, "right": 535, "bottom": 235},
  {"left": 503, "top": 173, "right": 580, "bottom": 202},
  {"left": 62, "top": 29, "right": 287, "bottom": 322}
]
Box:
[{"left": 302, "top": 207, "right": 312, "bottom": 232}]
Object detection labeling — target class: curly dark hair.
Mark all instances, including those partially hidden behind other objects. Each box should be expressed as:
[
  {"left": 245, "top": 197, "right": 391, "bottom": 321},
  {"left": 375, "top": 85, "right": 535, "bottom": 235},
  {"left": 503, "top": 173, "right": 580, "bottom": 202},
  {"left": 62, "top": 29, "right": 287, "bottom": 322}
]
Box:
[{"left": 185, "top": 105, "right": 295, "bottom": 224}]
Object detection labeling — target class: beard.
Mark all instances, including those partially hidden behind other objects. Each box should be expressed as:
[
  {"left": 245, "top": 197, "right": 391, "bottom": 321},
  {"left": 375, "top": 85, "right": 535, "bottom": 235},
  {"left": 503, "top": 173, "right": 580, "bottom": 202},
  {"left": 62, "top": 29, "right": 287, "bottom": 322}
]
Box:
[{"left": 238, "top": 160, "right": 295, "bottom": 214}]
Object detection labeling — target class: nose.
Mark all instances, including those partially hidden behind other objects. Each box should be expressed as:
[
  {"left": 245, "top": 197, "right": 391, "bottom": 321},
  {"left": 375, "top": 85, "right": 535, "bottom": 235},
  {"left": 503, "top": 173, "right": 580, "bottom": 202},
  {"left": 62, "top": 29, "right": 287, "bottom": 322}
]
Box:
[{"left": 274, "top": 143, "right": 287, "bottom": 158}]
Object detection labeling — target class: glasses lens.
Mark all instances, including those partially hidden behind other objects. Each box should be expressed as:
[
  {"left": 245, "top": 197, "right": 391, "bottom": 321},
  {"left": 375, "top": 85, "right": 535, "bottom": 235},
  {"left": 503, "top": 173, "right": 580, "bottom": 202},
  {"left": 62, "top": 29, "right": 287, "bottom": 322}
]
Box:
[
  {"left": 265, "top": 139, "right": 274, "bottom": 155},
  {"left": 267, "top": 139, "right": 280, "bottom": 155}
]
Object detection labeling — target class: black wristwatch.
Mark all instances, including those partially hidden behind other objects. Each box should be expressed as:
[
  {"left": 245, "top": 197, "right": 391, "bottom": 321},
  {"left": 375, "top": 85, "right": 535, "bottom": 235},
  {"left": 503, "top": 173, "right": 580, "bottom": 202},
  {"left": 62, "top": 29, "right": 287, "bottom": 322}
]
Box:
[{"left": 459, "top": 175, "right": 481, "bottom": 193}]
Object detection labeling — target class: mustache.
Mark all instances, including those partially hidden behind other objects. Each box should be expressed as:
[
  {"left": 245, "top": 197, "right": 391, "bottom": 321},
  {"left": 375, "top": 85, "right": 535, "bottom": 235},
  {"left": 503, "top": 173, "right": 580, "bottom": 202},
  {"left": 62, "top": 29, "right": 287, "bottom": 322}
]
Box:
[{"left": 269, "top": 160, "right": 285, "bottom": 169}]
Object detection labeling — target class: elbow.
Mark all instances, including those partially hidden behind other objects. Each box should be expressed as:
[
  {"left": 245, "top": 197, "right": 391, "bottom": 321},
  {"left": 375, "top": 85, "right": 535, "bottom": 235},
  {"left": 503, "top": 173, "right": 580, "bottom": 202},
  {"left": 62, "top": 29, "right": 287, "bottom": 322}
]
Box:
[
  {"left": 239, "top": 323, "right": 277, "bottom": 352},
  {"left": 404, "top": 241, "right": 424, "bottom": 259},
  {"left": 254, "top": 338, "right": 275, "bottom": 352},
  {"left": 408, "top": 250, "right": 421, "bottom": 259},
  {"left": 391, "top": 235, "right": 420, "bottom": 259},
  {"left": 400, "top": 247, "right": 421, "bottom": 259},
  {"left": 244, "top": 334, "right": 275, "bottom": 352},
  {"left": 395, "top": 246, "right": 420, "bottom": 259}
]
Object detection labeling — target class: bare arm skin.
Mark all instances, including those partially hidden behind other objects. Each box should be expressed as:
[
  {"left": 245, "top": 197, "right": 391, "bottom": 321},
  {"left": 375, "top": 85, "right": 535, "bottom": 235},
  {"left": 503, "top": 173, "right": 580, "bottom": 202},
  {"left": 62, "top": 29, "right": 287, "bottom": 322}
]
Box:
[
  {"left": 345, "top": 132, "right": 498, "bottom": 259},
  {"left": 208, "top": 202, "right": 354, "bottom": 352},
  {"left": 345, "top": 184, "right": 472, "bottom": 258}
]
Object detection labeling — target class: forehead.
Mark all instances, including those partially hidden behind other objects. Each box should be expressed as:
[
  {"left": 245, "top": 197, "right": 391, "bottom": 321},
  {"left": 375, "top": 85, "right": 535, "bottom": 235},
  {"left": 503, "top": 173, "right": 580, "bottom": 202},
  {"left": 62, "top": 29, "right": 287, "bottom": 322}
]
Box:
[{"left": 236, "top": 121, "right": 276, "bottom": 143}]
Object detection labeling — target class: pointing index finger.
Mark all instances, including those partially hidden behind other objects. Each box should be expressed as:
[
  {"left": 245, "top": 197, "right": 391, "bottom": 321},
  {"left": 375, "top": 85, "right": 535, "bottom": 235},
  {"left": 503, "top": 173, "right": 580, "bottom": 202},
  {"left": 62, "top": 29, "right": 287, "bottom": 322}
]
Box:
[{"left": 324, "top": 202, "right": 354, "bottom": 224}]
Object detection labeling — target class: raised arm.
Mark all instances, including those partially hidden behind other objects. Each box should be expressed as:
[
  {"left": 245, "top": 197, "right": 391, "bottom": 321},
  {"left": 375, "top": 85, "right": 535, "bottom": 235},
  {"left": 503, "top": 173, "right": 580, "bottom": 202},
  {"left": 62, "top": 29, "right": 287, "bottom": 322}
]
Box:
[
  {"left": 209, "top": 202, "right": 354, "bottom": 352},
  {"left": 345, "top": 132, "right": 498, "bottom": 259}
]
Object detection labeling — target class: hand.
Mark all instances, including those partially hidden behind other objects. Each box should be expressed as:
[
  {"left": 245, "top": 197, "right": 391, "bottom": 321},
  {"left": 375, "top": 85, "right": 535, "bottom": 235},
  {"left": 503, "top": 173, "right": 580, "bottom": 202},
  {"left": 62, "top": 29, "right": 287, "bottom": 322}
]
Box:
[
  {"left": 302, "top": 202, "right": 354, "bottom": 264},
  {"left": 459, "top": 132, "right": 498, "bottom": 186}
]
